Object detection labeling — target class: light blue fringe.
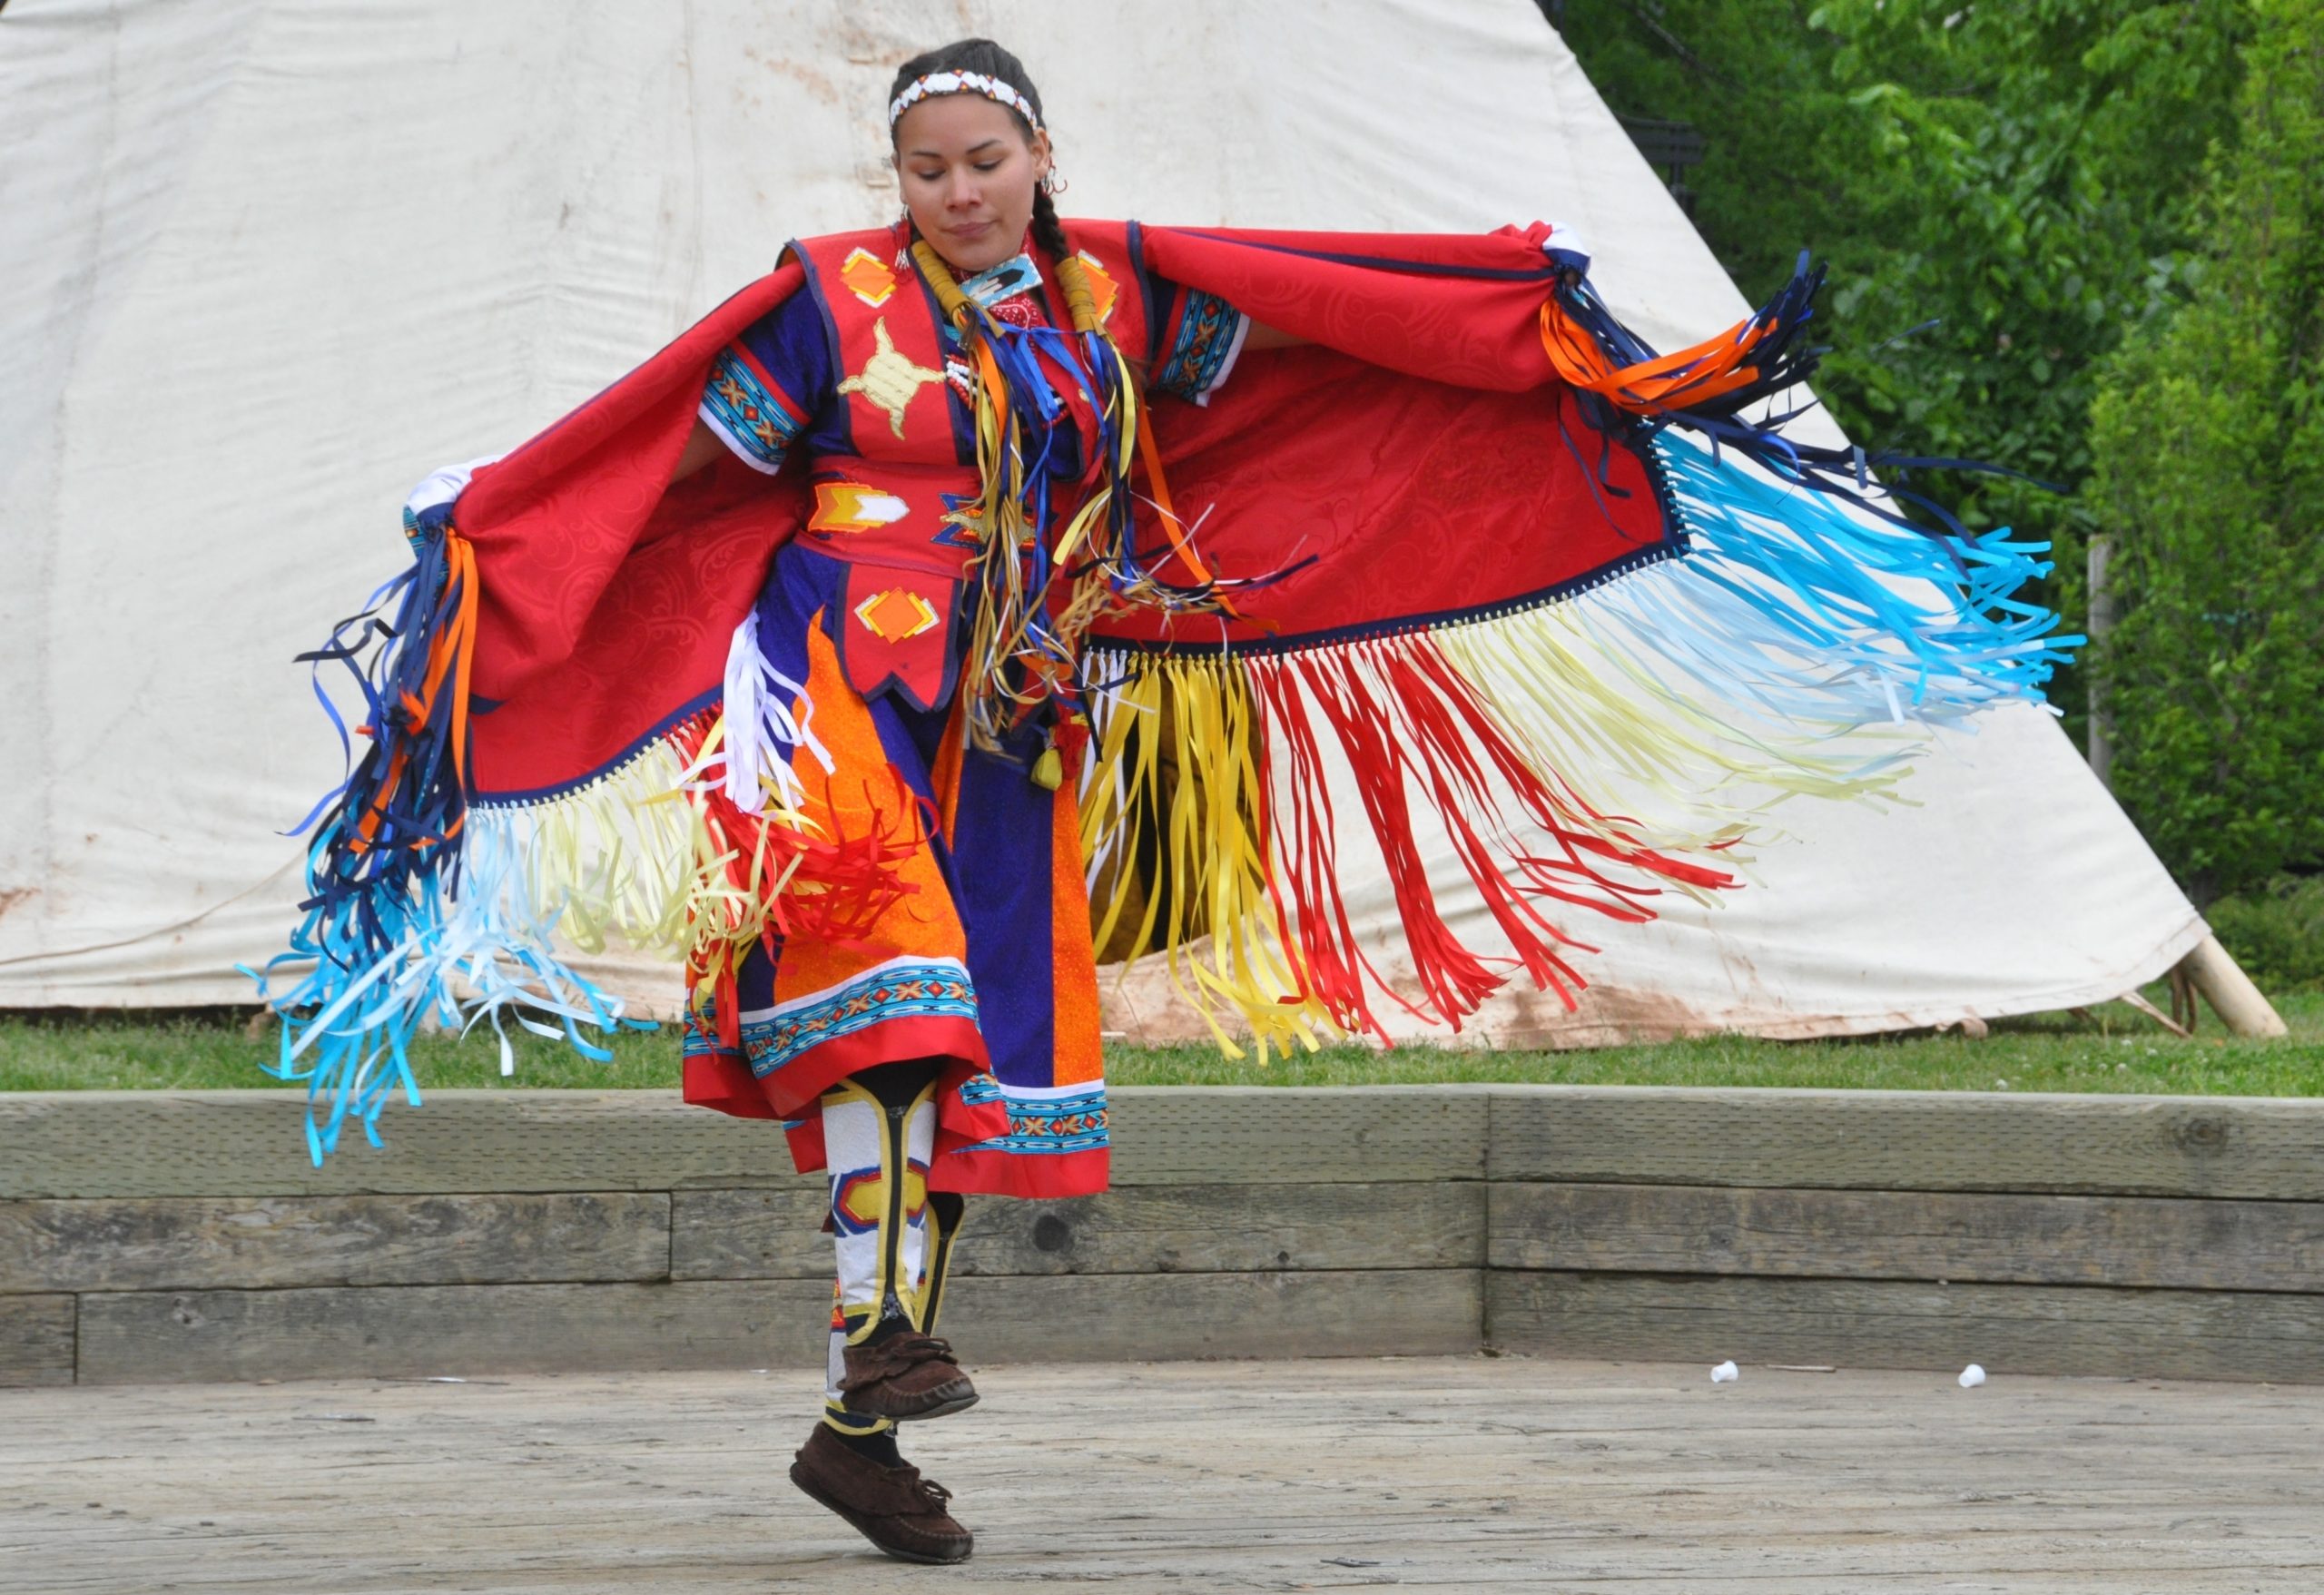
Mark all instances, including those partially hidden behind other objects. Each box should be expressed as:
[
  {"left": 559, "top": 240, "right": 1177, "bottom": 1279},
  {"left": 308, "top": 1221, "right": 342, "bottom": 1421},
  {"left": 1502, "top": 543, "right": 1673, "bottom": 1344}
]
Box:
[
  {"left": 245, "top": 811, "right": 639, "bottom": 1166},
  {"left": 1644, "top": 431, "right": 2080, "bottom": 730}
]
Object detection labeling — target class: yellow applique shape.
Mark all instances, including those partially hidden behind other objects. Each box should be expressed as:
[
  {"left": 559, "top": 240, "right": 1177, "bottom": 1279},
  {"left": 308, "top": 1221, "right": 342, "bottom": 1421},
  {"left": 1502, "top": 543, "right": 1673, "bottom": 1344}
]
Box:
[
  {"left": 1075, "top": 251, "right": 1119, "bottom": 322},
  {"left": 810, "top": 480, "right": 910, "bottom": 534},
  {"left": 837, "top": 318, "right": 946, "bottom": 439}
]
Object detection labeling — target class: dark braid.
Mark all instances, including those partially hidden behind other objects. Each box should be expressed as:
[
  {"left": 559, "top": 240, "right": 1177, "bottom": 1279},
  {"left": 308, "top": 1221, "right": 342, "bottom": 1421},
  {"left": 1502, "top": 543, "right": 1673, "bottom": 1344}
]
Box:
[
  {"left": 1029, "top": 186, "right": 1071, "bottom": 262},
  {"left": 888, "top": 38, "right": 1068, "bottom": 256}
]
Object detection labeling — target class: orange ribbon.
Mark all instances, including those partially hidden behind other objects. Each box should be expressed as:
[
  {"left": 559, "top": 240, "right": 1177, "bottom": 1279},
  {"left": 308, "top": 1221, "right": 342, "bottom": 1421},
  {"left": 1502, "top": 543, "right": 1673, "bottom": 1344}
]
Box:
[
  {"left": 350, "top": 532, "right": 478, "bottom": 855},
  {"left": 1539, "top": 297, "right": 1778, "bottom": 416},
  {"left": 1133, "top": 407, "right": 1224, "bottom": 597}
]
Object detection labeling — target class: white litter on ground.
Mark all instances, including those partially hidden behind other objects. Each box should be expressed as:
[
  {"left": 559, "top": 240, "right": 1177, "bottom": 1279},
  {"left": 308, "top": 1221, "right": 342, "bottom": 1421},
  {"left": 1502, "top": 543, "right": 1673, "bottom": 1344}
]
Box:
[
  {"left": 1711, "top": 1361, "right": 1740, "bottom": 1384},
  {"left": 1959, "top": 1364, "right": 1987, "bottom": 1388}
]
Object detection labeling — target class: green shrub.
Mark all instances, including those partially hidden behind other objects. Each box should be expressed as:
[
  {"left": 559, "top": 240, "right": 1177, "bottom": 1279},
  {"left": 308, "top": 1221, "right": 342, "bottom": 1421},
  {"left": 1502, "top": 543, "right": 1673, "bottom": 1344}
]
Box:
[
  {"left": 2207, "top": 875, "right": 2324, "bottom": 994},
  {"left": 2085, "top": 2, "right": 2324, "bottom": 905}
]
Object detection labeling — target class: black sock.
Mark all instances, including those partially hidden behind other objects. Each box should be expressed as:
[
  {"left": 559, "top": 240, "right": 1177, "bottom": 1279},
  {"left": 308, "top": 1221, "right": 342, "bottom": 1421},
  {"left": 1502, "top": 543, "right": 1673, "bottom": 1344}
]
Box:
[
  {"left": 852, "top": 1058, "right": 941, "bottom": 1108},
  {"left": 862, "top": 1305, "right": 916, "bottom": 1347},
  {"left": 833, "top": 1423, "right": 902, "bottom": 1468}
]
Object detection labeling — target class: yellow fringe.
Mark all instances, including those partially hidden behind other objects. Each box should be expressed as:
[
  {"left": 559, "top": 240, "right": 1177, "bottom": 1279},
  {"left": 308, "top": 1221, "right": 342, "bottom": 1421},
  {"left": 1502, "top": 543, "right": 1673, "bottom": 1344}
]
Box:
[
  {"left": 472, "top": 713, "right": 817, "bottom": 993},
  {"left": 1079, "top": 653, "right": 1326, "bottom": 1059},
  {"left": 1434, "top": 598, "right": 1917, "bottom": 854}
]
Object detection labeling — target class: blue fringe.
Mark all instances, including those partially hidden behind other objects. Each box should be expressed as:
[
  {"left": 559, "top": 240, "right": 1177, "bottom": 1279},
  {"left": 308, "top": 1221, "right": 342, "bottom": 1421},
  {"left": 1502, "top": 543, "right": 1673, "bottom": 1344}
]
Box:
[
  {"left": 1544, "top": 250, "right": 2077, "bottom": 724},
  {"left": 246, "top": 508, "right": 634, "bottom": 1164}
]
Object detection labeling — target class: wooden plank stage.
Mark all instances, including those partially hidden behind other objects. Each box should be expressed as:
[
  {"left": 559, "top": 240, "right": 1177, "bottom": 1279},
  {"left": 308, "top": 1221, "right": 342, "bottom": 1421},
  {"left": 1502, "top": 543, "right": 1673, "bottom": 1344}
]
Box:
[
  {"left": 4, "top": 1356, "right": 2319, "bottom": 1593},
  {"left": 10, "top": 1087, "right": 2324, "bottom": 1385}
]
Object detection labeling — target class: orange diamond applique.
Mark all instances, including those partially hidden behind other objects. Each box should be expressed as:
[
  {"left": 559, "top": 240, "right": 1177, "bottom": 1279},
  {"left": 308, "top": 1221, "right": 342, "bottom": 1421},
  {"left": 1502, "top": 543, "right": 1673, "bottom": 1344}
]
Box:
[
  {"left": 841, "top": 247, "right": 897, "bottom": 308},
  {"left": 854, "top": 587, "right": 940, "bottom": 643},
  {"left": 1075, "top": 251, "right": 1118, "bottom": 322}
]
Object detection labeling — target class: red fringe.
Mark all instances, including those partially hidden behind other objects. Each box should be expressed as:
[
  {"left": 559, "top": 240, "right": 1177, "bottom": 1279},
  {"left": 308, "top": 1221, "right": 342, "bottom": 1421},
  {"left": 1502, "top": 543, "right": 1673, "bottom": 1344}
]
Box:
[
  {"left": 1250, "top": 633, "right": 1740, "bottom": 1039},
  {"left": 1284, "top": 651, "right": 1505, "bottom": 1029},
  {"left": 1248, "top": 659, "right": 1412, "bottom": 1041},
  {"left": 659, "top": 715, "right": 928, "bottom": 1049},
  {"left": 1393, "top": 641, "right": 1733, "bottom": 897}
]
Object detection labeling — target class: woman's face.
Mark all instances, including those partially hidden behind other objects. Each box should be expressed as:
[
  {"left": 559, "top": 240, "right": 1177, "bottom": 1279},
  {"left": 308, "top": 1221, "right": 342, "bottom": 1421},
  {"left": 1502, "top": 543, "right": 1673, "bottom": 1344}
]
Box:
[{"left": 892, "top": 94, "right": 1052, "bottom": 275}]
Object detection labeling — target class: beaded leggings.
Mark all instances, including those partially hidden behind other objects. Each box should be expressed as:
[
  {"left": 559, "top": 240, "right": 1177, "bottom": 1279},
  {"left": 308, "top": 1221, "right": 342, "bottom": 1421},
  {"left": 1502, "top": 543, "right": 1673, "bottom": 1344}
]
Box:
[{"left": 816, "top": 1059, "right": 966, "bottom": 1437}]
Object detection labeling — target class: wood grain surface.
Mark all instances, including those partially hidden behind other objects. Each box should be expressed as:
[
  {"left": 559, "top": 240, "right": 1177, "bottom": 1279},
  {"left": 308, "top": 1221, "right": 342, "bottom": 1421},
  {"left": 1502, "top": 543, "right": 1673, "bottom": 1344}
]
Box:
[
  {"left": 0, "top": 1294, "right": 74, "bottom": 1387},
  {"left": 672, "top": 1181, "right": 1484, "bottom": 1280},
  {"left": 0, "top": 1193, "right": 672, "bottom": 1294},
  {"left": 74, "top": 1269, "right": 1476, "bottom": 1384},
  {"left": 5, "top": 1358, "right": 2319, "bottom": 1591},
  {"left": 17, "top": 1086, "right": 2323, "bottom": 1199},
  {"left": 0, "top": 1088, "right": 1489, "bottom": 1199}
]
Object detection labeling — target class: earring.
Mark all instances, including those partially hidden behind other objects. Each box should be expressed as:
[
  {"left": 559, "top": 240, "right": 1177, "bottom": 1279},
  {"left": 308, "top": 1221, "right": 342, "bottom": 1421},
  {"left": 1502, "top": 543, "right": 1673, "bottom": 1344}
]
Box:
[{"left": 1039, "top": 169, "right": 1067, "bottom": 197}]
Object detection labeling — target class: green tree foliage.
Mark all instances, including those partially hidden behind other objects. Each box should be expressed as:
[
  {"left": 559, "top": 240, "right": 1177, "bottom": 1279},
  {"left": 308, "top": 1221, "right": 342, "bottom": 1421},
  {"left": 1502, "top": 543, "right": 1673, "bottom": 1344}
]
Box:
[
  {"left": 2085, "top": 1, "right": 2324, "bottom": 906},
  {"left": 1556, "top": 0, "right": 2250, "bottom": 735}
]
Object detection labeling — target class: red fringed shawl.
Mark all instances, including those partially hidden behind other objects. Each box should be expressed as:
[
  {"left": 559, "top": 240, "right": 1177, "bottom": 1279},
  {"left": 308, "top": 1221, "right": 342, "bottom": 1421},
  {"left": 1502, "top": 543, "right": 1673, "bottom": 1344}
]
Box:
[{"left": 455, "top": 222, "right": 1670, "bottom": 799}]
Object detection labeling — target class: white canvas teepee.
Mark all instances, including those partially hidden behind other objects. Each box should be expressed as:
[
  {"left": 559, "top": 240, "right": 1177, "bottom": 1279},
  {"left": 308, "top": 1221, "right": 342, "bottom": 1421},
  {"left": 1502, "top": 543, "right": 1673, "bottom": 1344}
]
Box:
[{"left": 0, "top": 0, "right": 2217, "bottom": 1038}]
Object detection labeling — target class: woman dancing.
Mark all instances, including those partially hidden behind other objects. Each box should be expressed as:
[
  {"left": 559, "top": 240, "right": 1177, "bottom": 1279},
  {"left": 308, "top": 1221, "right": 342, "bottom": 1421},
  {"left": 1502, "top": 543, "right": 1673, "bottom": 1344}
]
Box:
[{"left": 262, "top": 35, "right": 2067, "bottom": 1565}]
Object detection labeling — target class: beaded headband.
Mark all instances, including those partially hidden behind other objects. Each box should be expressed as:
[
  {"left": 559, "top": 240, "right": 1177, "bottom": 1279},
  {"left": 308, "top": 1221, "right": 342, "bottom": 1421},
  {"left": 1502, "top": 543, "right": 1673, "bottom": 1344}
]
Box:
[{"left": 888, "top": 69, "right": 1042, "bottom": 133}]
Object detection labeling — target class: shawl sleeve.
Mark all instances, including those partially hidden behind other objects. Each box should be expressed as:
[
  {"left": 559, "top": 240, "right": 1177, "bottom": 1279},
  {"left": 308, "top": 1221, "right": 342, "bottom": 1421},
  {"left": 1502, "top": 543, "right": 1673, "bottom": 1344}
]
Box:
[{"left": 1146, "top": 283, "right": 1251, "bottom": 405}]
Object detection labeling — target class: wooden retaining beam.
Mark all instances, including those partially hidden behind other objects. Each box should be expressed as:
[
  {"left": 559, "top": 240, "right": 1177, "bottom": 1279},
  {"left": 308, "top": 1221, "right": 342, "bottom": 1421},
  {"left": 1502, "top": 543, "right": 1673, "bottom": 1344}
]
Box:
[
  {"left": 1486, "top": 1086, "right": 2324, "bottom": 1198},
  {"left": 2, "top": 1086, "right": 2319, "bottom": 1386}
]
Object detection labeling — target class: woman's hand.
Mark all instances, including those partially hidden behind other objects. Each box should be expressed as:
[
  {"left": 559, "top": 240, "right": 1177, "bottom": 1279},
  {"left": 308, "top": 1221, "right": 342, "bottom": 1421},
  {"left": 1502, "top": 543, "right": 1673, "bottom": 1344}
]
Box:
[{"left": 672, "top": 418, "right": 727, "bottom": 483}]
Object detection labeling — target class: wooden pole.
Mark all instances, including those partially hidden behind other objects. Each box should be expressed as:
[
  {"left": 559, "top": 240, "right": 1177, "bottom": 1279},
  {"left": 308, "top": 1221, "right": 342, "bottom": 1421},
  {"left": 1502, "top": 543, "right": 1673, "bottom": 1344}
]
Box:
[
  {"left": 2176, "top": 933, "right": 2290, "bottom": 1039},
  {"left": 2086, "top": 533, "right": 2116, "bottom": 790}
]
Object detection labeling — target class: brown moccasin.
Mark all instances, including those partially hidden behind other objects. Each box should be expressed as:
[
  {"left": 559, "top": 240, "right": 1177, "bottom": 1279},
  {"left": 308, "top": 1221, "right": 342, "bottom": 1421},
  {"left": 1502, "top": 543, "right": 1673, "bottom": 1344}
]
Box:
[
  {"left": 788, "top": 1423, "right": 972, "bottom": 1564},
  {"left": 837, "top": 1333, "right": 980, "bottom": 1422}
]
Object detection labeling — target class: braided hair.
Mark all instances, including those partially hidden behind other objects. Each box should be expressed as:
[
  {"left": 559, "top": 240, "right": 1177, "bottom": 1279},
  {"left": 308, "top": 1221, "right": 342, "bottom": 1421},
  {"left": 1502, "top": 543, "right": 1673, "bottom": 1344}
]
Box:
[{"left": 887, "top": 38, "right": 1069, "bottom": 261}]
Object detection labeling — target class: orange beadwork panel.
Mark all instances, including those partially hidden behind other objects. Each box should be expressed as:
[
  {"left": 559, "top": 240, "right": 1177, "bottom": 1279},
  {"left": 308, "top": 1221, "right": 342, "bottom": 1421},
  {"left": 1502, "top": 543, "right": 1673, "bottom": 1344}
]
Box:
[
  {"left": 1049, "top": 773, "right": 1106, "bottom": 1087},
  {"left": 854, "top": 587, "right": 940, "bottom": 644},
  {"left": 771, "top": 615, "right": 967, "bottom": 1009},
  {"left": 810, "top": 480, "right": 911, "bottom": 534},
  {"left": 840, "top": 246, "right": 899, "bottom": 308}
]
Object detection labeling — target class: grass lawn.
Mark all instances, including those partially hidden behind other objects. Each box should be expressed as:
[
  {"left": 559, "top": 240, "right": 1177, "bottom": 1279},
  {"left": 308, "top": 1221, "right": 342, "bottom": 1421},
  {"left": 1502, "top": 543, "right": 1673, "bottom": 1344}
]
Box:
[{"left": 4, "top": 989, "right": 2320, "bottom": 1098}]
